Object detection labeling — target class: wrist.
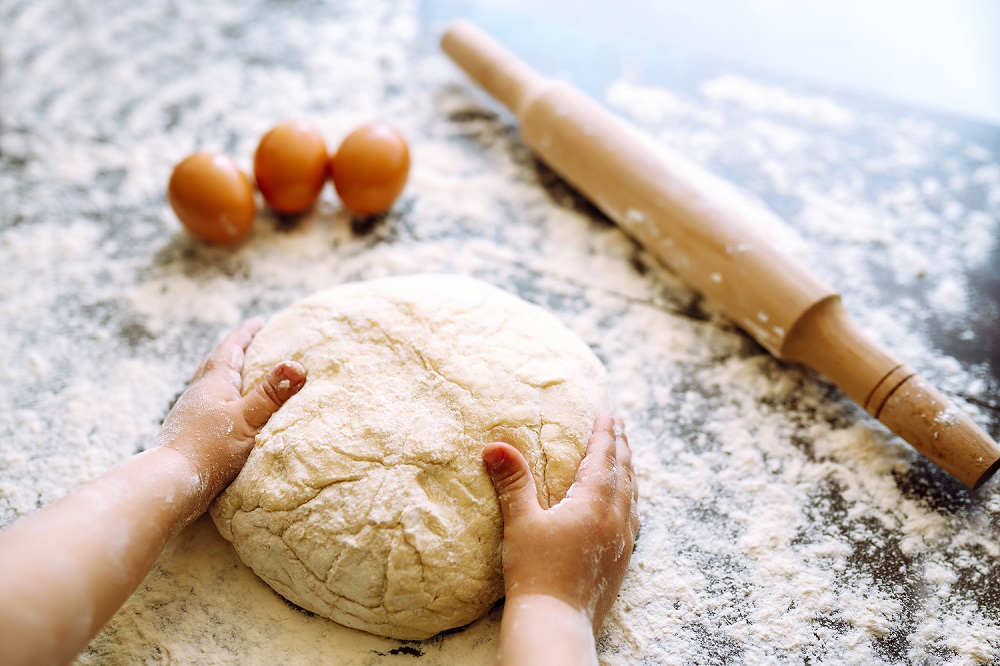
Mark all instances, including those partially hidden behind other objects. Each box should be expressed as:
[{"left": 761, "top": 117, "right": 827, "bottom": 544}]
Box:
[
  {"left": 499, "top": 594, "right": 597, "bottom": 666},
  {"left": 505, "top": 579, "right": 596, "bottom": 625},
  {"left": 156, "top": 443, "right": 220, "bottom": 515},
  {"left": 159, "top": 429, "right": 251, "bottom": 506},
  {"left": 505, "top": 592, "right": 593, "bottom": 628}
]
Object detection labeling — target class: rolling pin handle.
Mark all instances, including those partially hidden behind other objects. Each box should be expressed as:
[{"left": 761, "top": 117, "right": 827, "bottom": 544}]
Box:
[
  {"left": 783, "top": 297, "right": 1000, "bottom": 488},
  {"left": 864, "top": 364, "right": 914, "bottom": 418},
  {"left": 441, "top": 19, "right": 546, "bottom": 115}
]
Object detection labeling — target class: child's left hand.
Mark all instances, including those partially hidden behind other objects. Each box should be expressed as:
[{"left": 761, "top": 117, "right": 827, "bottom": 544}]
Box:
[
  {"left": 157, "top": 318, "right": 307, "bottom": 504},
  {"left": 0, "top": 318, "right": 305, "bottom": 666}
]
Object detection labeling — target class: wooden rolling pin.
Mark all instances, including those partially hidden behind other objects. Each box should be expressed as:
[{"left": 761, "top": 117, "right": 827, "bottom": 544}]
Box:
[{"left": 441, "top": 19, "right": 1000, "bottom": 489}]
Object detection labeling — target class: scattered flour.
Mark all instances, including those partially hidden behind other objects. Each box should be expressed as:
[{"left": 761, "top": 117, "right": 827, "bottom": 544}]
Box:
[{"left": 1, "top": 0, "right": 999, "bottom": 664}]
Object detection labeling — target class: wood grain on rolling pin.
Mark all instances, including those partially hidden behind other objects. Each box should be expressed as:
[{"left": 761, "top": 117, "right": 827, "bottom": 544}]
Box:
[{"left": 442, "top": 19, "right": 1000, "bottom": 488}]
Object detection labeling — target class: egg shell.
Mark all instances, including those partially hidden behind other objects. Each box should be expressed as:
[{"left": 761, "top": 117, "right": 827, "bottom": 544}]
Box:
[
  {"left": 254, "top": 120, "right": 329, "bottom": 215},
  {"left": 329, "top": 123, "right": 410, "bottom": 215},
  {"left": 168, "top": 152, "right": 256, "bottom": 244}
]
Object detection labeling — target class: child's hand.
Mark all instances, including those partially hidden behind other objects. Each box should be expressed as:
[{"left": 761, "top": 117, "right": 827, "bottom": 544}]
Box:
[
  {"left": 483, "top": 415, "right": 639, "bottom": 632},
  {"left": 0, "top": 319, "right": 306, "bottom": 666},
  {"left": 157, "top": 318, "right": 307, "bottom": 504}
]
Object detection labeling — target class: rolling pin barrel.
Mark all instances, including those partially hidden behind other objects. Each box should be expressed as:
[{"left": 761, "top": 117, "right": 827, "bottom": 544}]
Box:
[{"left": 441, "top": 19, "right": 1000, "bottom": 488}]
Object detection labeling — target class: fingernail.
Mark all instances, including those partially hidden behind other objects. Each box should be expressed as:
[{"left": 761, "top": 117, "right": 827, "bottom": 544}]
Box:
[
  {"left": 276, "top": 361, "right": 306, "bottom": 385},
  {"left": 483, "top": 446, "right": 506, "bottom": 469}
]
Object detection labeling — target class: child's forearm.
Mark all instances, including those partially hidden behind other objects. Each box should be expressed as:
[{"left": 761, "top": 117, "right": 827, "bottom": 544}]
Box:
[
  {"left": 497, "top": 594, "right": 598, "bottom": 666},
  {"left": 0, "top": 445, "right": 209, "bottom": 666},
  {"left": 0, "top": 320, "right": 304, "bottom": 666}
]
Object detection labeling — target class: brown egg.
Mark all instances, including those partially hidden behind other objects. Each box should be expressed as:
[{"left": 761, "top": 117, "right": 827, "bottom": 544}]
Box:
[
  {"left": 329, "top": 123, "right": 410, "bottom": 215},
  {"left": 254, "top": 120, "right": 329, "bottom": 214},
  {"left": 167, "top": 152, "right": 256, "bottom": 244}
]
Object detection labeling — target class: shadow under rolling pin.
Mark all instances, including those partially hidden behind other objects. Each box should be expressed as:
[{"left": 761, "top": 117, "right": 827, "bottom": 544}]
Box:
[{"left": 441, "top": 19, "right": 1000, "bottom": 489}]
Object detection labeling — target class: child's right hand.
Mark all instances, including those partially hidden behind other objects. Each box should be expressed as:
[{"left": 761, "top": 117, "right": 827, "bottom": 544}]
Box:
[{"left": 482, "top": 415, "right": 639, "bottom": 632}]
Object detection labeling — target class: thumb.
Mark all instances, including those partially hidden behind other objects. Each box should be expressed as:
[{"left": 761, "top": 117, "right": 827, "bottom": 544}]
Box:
[
  {"left": 241, "top": 361, "right": 307, "bottom": 431},
  {"left": 482, "top": 442, "right": 541, "bottom": 524}
]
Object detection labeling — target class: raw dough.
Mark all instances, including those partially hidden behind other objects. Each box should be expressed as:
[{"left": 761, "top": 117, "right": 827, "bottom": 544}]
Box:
[{"left": 210, "top": 274, "right": 610, "bottom": 639}]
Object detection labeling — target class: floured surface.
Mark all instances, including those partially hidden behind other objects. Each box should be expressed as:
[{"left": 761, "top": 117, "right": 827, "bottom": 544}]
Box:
[
  {"left": 210, "top": 274, "right": 608, "bottom": 639},
  {"left": 2, "top": 0, "right": 1000, "bottom": 664}
]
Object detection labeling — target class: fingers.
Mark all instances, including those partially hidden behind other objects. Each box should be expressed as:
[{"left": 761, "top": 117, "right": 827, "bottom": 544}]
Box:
[
  {"left": 574, "top": 415, "right": 639, "bottom": 537},
  {"left": 571, "top": 415, "right": 619, "bottom": 499},
  {"left": 614, "top": 417, "right": 637, "bottom": 504},
  {"left": 482, "top": 442, "right": 542, "bottom": 524},
  {"left": 614, "top": 417, "right": 640, "bottom": 538},
  {"left": 192, "top": 318, "right": 265, "bottom": 387},
  {"left": 240, "top": 361, "right": 307, "bottom": 431}
]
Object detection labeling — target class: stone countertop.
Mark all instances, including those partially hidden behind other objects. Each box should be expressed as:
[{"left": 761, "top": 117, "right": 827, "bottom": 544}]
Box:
[{"left": 2, "top": 1, "right": 999, "bottom": 664}]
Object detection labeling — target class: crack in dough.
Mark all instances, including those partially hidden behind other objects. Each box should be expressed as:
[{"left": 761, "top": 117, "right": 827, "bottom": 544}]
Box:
[{"left": 210, "top": 274, "right": 609, "bottom": 639}]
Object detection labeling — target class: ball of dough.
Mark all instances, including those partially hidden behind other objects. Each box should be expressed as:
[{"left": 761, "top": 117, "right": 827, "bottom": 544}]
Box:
[{"left": 210, "top": 274, "right": 609, "bottom": 639}]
